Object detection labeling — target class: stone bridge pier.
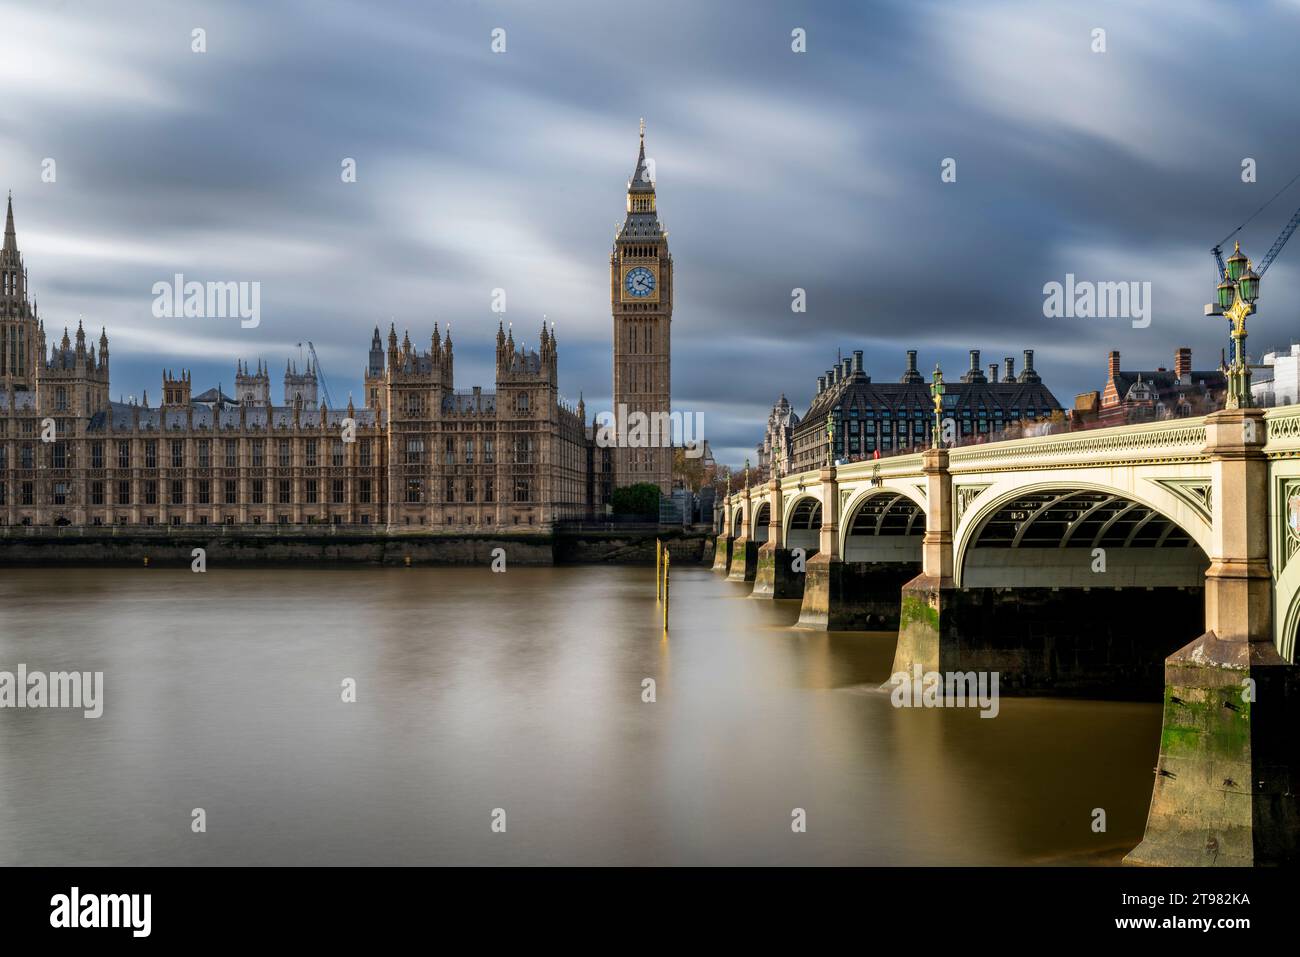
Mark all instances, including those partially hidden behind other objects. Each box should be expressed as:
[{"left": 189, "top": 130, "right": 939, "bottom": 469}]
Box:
[
  {"left": 726, "top": 486, "right": 757, "bottom": 582},
  {"left": 711, "top": 497, "right": 733, "bottom": 573},
  {"left": 751, "top": 477, "right": 788, "bottom": 598},
  {"left": 1126, "top": 409, "right": 1299, "bottom": 867}
]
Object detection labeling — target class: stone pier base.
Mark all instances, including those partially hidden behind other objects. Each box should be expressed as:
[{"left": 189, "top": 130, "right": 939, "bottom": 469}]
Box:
[
  {"left": 711, "top": 535, "right": 732, "bottom": 573},
  {"left": 751, "top": 543, "right": 807, "bottom": 600},
  {"left": 887, "top": 578, "right": 1205, "bottom": 698},
  {"left": 726, "top": 537, "right": 757, "bottom": 583},
  {"left": 1124, "top": 632, "right": 1300, "bottom": 867},
  {"left": 795, "top": 555, "right": 919, "bottom": 630}
]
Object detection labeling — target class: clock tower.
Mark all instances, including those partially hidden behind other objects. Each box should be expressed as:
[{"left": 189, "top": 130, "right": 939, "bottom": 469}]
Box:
[{"left": 611, "top": 120, "right": 673, "bottom": 494}]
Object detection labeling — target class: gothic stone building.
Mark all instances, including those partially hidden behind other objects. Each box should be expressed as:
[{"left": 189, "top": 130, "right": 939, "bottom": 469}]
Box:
[{"left": 0, "top": 176, "right": 617, "bottom": 531}]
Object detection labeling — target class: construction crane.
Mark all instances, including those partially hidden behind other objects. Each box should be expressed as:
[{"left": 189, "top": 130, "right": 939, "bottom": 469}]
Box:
[
  {"left": 1208, "top": 170, "right": 1300, "bottom": 357},
  {"left": 1212, "top": 179, "right": 1300, "bottom": 280},
  {"left": 297, "top": 340, "right": 336, "bottom": 409}
]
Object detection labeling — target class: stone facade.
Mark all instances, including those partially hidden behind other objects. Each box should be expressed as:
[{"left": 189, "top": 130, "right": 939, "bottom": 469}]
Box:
[{"left": 0, "top": 141, "right": 652, "bottom": 530}]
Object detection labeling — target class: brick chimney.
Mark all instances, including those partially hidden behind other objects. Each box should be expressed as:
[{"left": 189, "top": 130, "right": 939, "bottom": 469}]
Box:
[
  {"left": 1108, "top": 350, "right": 1121, "bottom": 380},
  {"left": 1174, "top": 346, "right": 1192, "bottom": 382}
]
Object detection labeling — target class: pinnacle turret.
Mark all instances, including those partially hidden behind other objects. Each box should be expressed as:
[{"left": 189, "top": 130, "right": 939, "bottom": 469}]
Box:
[{"left": 3, "top": 192, "right": 16, "bottom": 255}]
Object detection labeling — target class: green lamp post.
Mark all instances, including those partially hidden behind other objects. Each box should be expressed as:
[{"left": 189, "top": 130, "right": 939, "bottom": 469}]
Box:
[
  {"left": 1212, "top": 240, "right": 1261, "bottom": 409},
  {"left": 930, "top": 365, "right": 946, "bottom": 447}
]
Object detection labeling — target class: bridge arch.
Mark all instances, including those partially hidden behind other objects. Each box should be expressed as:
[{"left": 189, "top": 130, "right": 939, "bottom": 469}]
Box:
[
  {"left": 783, "top": 495, "right": 822, "bottom": 551},
  {"left": 954, "top": 481, "right": 1210, "bottom": 589},
  {"left": 730, "top": 505, "right": 745, "bottom": 538},
  {"left": 1272, "top": 547, "right": 1300, "bottom": 662},
  {"left": 839, "top": 487, "right": 926, "bottom": 562},
  {"left": 751, "top": 501, "right": 771, "bottom": 543}
]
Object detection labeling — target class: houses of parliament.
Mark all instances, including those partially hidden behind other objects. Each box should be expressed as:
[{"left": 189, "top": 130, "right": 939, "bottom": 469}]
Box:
[{"left": 0, "top": 127, "right": 674, "bottom": 531}]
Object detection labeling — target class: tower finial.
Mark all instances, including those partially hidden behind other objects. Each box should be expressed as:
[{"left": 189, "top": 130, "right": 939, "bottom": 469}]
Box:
[
  {"left": 639, "top": 117, "right": 645, "bottom": 139},
  {"left": 3, "top": 191, "right": 15, "bottom": 253}
]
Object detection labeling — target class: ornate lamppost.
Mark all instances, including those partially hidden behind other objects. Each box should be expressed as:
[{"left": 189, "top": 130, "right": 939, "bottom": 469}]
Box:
[
  {"left": 824, "top": 411, "right": 835, "bottom": 468},
  {"left": 930, "top": 364, "right": 946, "bottom": 448},
  {"left": 1211, "top": 241, "right": 1262, "bottom": 409}
]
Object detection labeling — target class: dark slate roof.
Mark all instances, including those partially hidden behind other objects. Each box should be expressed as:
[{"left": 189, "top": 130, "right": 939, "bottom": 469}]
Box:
[
  {"left": 193, "top": 387, "right": 236, "bottom": 405},
  {"left": 396, "top": 353, "right": 444, "bottom": 375},
  {"left": 442, "top": 391, "right": 497, "bottom": 414},
  {"left": 617, "top": 134, "right": 664, "bottom": 242},
  {"left": 505, "top": 349, "right": 541, "bottom": 374},
  {"left": 1111, "top": 371, "right": 1224, "bottom": 397},
  {"left": 87, "top": 400, "right": 379, "bottom": 432},
  {"left": 795, "top": 374, "right": 1064, "bottom": 437}
]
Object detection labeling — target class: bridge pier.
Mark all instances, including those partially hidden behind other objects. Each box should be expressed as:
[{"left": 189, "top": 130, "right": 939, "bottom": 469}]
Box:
[
  {"left": 799, "top": 558, "right": 919, "bottom": 629},
  {"left": 1127, "top": 408, "right": 1300, "bottom": 866},
  {"left": 752, "top": 547, "right": 808, "bottom": 599},
  {"left": 889, "top": 448, "right": 955, "bottom": 675},
  {"left": 726, "top": 486, "right": 755, "bottom": 582},
  {"left": 711, "top": 534, "right": 732, "bottom": 573},
  {"left": 752, "top": 478, "right": 791, "bottom": 598},
  {"left": 727, "top": 537, "right": 757, "bottom": 582}
]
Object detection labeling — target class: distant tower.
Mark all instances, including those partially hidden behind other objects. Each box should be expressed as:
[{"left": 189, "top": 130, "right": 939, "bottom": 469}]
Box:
[
  {"left": 161, "top": 369, "right": 191, "bottom": 407},
  {"left": 1, "top": 193, "right": 40, "bottom": 391},
  {"left": 283, "top": 357, "right": 318, "bottom": 406},
  {"left": 610, "top": 120, "right": 673, "bottom": 494},
  {"left": 364, "top": 325, "right": 385, "bottom": 410},
  {"left": 234, "top": 359, "right": 270, "bottom": 406}
]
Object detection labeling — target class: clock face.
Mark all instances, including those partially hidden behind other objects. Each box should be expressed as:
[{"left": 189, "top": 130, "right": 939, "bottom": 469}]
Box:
[{"left": 624, "top": 266, "right": 656, "bottom": 298}]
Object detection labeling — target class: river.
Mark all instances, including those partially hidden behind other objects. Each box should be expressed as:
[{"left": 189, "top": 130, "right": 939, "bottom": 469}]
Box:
[{"left": 0, "top": 564, "right": 1159, "bottom": 865}]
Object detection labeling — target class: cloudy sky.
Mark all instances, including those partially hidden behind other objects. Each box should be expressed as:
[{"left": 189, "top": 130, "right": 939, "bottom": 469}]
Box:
[{"left": 3, "top": 0, "right": 1300, "bottom": 464}]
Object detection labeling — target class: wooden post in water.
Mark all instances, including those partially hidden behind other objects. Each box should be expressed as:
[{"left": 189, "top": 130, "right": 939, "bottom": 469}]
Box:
[
  {"left": 662, "top": 551, "right": 670, "bottom": 633},
  {"left": 655, "top": 538, "right": 662, "bottom": 601}
]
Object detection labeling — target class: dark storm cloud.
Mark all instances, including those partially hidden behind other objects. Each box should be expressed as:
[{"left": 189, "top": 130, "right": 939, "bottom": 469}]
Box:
[{"left": 3, "top": 0, "right": 1300, "bottom": 462}]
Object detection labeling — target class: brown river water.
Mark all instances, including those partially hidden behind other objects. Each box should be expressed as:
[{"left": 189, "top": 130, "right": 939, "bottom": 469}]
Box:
[{"left": 0, "top": 564, "right": 1159, "bottom": 865}]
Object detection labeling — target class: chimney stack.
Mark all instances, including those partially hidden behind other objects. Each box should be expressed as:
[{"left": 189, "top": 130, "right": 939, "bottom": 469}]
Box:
[
  {"left": 817, "top": 375, "right": 826, "bottom": 395},
  {"left": 1015, "top": 349, "right": 1040, "bottom": 384},
  {"left": 841, "top": 357, "right": 852, "bottom": 381},
  {"left": 853, "top": 350, "right": 863, "bottom": 374},
  {"left": 1174, "top": 346, "right": 1192, "bottom": 382},
  {"left": 1004, "top": 356, "right": 1015, "bottom": 382},
  {"left": 902, "top": 349, "right": 923, "bottom": 384},
  {"left": 963, "top": 349, "right": 988, "bottom": 383},
  {"left": 990, "top": 363, "right": 1000, "bottom": 383},
  {"left": 1108, "top": 350, "right": 1121, "bottom": 380}
]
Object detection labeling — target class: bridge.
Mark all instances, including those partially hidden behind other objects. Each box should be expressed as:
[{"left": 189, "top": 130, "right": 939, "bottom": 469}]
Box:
[{"left": 714, "top": 404, "right": 1300, "bottom": 867}]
